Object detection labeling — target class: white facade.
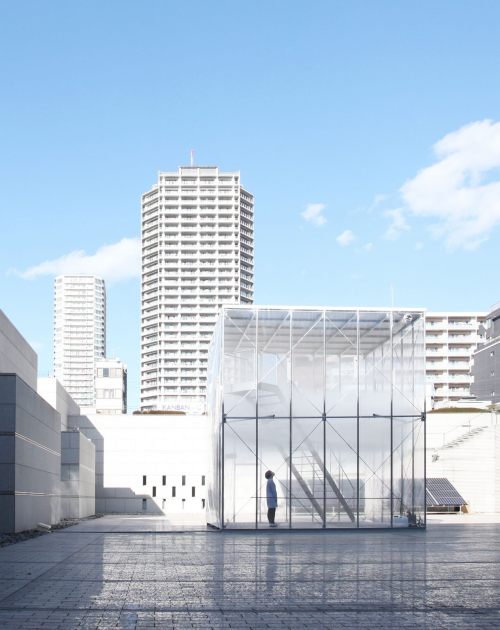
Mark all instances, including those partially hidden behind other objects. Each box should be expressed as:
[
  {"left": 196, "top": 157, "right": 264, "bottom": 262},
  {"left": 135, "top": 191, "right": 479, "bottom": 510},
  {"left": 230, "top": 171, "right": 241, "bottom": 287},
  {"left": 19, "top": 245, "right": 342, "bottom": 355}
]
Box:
[
  {"left": 0, "top": 309, "right": 38, "bottom": 390},
  {"left": 426, "top": 312, "right": 486, "bottom": 408},
  {"left": 1, "top": 310, "right": 96, "bottom": 533},
  {"left": 54, "top": 275, "right": 106, "bottom": 408},
  {"left": 68, "top": 414, "right": 208, "bottom": 515},
  {"left": 60, "top": 430, "right": 96, "bottom": 519},
  {"left": 427, "top": 411, "right": 500, "bottom": 513},
  {"left": 95, "top": 358, "right": 127, "bottom": 414},
  {"left": 141, "top": 166, "right": 254, "bottom": 413},
  {"left": 38, "top": 376, "right": 81, "bottom": 430}
]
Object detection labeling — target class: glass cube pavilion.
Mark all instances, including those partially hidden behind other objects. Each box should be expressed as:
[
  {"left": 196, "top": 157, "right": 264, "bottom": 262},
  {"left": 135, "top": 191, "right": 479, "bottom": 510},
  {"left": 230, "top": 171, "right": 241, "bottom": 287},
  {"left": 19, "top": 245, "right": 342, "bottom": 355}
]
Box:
[{"left": 206, "top": 306, "right": 426, "bottom": 530}]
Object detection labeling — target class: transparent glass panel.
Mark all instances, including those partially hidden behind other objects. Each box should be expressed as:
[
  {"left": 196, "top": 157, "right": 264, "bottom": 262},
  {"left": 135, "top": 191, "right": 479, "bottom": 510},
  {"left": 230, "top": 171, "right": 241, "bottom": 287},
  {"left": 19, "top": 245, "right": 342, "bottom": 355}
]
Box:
[
  {"left": 325, "top": 311, "right": 358, "bottom": 417},
  {"left": 257, "top": 417, "right": 290, "bottom": 529},
  {"left": 393, "top": 415, "right": 411, "bottom": 518},
  {"left": 223, "top": 310, "right": 256, "bottom": 418},
  {"left": 257, "top": 310, "right": 291, "bottom": 418},
  {"left": 413, "top": 314, "right": 426, "bottom": 413},
  {"left": 223, "top": 418, "right": 256, "bottom": 528},
  {"left": 325, "top": 417, "right": 358, "bottom": 528},
  {"left": 291, "top": 418, "right": 324, "bottom": 528},
  {"left": 413, "top": 414, "right": 426, "bottom": 526},
  {"left": 392, "top": 312, "right": 421, "bottom": 417},
  {"left": 359, "top": 416, "right": 391, "bottom": 527},
  {"left": 358, "top": 311, "right": 392, "bottom": 417},
  {"left": 206, "top": 318, "right": 223, "bottom": 528},
  {"left": 291, "top": 311, "right": 325, "bottom": 417}
]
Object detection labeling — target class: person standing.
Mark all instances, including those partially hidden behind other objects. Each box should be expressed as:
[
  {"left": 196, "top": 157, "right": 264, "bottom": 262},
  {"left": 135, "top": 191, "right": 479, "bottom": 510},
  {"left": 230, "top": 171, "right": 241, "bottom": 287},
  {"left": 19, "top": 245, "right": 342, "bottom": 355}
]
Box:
[{"left": 265, "top": 470, "right": 278, "bottom": 527}]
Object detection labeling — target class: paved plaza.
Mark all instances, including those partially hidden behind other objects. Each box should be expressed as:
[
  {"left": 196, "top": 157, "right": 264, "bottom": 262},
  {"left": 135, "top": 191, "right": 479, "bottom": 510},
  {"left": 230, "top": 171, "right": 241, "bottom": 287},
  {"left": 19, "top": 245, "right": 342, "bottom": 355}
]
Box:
[{"left": 0, "top": 516, "right": 499, "bottom": 629}]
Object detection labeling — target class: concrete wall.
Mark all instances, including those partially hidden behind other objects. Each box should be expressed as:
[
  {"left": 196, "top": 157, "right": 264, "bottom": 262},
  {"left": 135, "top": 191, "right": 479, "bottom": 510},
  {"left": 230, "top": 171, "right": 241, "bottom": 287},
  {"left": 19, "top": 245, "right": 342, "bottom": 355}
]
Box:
[
  {"left": 61, "top": 431, "right": 95, "bottom": 519},
  {"left": 38, "top": 377, "right": 81, "bottom": 430},
  {"left": 69, "top": 413, "right": 208, "bottom": 515},
  {"left": 0, "top": 309, "right": 37, "bottom": 390},
  {"left": 427, "top": 411, "right": 500, "bottom": 512},
  {"left": 0, "top": 374, "right": 61, "bottom": 533}
]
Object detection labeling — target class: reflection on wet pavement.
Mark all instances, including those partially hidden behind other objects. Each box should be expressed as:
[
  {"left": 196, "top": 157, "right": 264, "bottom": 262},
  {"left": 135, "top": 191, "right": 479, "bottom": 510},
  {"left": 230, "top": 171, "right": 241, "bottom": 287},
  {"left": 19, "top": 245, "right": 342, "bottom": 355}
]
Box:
[{"left": 0, "top": 516, "right": 499, "bottom": 628}]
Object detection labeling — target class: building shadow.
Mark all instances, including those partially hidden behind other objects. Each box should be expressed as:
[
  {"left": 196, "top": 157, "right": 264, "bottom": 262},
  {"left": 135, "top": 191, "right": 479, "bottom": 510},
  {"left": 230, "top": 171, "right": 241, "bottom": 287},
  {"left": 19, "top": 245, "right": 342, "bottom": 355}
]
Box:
[{"left": 68, "top": 414, "right": 164, "bottom": 516}]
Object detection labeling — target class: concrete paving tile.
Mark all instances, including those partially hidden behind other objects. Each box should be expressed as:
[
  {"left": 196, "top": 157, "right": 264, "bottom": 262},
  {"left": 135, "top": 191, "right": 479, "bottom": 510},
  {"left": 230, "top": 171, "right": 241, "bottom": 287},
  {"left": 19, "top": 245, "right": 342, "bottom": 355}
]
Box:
[{"left": 0, "top": 519, "right": 499, "bottom": 628}]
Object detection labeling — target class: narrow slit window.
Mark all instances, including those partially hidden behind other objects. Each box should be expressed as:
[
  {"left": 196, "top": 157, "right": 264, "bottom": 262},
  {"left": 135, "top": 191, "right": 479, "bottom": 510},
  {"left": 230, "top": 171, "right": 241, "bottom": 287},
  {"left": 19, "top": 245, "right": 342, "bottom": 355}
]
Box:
[
  {"left": 142, "top": 498, "right": 147, "bottom": 510},
  {"left": 162, "top": 475, "right": 166, "bottom": 486},
  {"left": 201, "top": 475, "right": 205, "bottom": 486},
  {"left": 182, "top": 475, "right": 186, "bottom": 486},
  {"left": 172, "top": 486, "right": 176, "bottom": 498},
  {"left": 191, "top": 486, "right": 196, "bottom": 497},
  {"left": 152, "top": 486, "right": 156, "bottom": 497},
  {"left": 142, "top": 475, "right": 147, "bottom": 486}
]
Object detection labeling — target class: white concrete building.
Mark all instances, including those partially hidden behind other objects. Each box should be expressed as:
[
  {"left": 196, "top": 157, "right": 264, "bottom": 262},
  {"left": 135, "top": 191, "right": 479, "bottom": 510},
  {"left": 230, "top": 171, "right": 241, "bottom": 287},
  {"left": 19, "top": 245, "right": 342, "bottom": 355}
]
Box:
[
  {"left": 141, "top": 165, "right": 254, "bottom": 413},
  {"left": 0, "top": 311, "right": 95, "bottom": 533},
  {"left": 95, "top": 358, "right": 127, "bottom": 414},
  {"left": 38, "top": 376, "right": 81, "bottom": 430},
  {"left": 427, "top": 411, "right": 500, "bottom": 513},
  {"left": 69, "top": 413, "right": 208, "bottom": 515},
  {"left": 426, "top": 312, "right": 486, "bottom": 408},
  {"left": 54, "top": 275, "right": 106, "bottom": 408},
  {"left": 0, "top": 309, "right": 37, "bottom": 390}
]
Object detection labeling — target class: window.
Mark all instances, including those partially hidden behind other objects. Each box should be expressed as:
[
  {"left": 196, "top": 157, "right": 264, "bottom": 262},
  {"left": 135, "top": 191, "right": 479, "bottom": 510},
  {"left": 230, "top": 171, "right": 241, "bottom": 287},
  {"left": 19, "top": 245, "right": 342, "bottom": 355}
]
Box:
[
  {"left": 172, "top": 486, "right": 176, "bottom": 497},
  {"left": 182, "top": 475, "right": 186, "bottom": 486},
  {"left": 142, "top": 498, "right": 147, "bottom": 510},
  {"left": 202, "top": 499, "right": 206, "bottom": 509},
  {"left": 142, "top": 475, "right": 147, "bottom": 486},
  {"left": 192, "top": 486, "right": 196, "bottom": 497},
  {"left": 96, "top": 389, "right": 122, "bottom": 399},
  {"left": 152, "top": 486, "right": 156, "bottom": 497},
  {"left": 201, "top": 475, "right": 205, "bottom": 486},
  {"left": 162, "top": 499, "right": 166, "bottom": 509},
  {"left": 162, "top": 475, "right": 166, "bottom": 486}
]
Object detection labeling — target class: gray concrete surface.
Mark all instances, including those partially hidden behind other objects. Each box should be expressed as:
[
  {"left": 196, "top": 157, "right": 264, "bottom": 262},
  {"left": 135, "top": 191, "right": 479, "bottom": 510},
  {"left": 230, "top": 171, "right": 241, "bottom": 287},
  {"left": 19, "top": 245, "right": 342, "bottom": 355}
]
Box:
[{"left": 0, "top": 515, "right": 499, "bottom": 629}]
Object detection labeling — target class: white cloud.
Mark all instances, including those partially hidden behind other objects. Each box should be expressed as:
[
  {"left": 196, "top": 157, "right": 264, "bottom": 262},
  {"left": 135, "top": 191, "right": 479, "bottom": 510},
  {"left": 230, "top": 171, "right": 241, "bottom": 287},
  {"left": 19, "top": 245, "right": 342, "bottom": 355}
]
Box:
[
  {"left": 383, "top": 208, "right": 409, "bottom": 240},
  {"left": 367, "top": 194, "right": 387, "bottom": 214},
  {"left": 336, "top": 229, "right": 355, "bottom": 247},
  {"left": 363, "top": 242, "right": 374, "bottom": 252},
  {"left": 401, "top": 119, "right": 500, "bottom": 249},
  {"left": 16, "top": 237, "right": 141, "bottom": 283},
  {"left": 301, "top": 203, "right": 327, "bottom": 226}
]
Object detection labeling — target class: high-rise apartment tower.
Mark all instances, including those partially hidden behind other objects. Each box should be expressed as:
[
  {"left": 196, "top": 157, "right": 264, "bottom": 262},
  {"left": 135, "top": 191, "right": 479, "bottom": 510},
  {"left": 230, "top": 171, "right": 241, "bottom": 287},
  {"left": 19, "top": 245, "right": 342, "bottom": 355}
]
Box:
[
  {"left": 54, "top": 275, "right": 106, "bottom": 408},
  {"left": 425, "top": 311, "right": 486, "bottom": 408},
  {"left": 141, "top": 166, "right": 254, "bottom": 412}
]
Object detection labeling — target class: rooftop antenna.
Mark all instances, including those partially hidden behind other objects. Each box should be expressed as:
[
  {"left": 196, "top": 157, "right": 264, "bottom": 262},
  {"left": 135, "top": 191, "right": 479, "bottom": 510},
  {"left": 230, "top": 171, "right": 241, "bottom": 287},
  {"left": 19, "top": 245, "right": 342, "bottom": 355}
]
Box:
[{"left": 190, "top": 149, "right": 195, "bottom": 166}]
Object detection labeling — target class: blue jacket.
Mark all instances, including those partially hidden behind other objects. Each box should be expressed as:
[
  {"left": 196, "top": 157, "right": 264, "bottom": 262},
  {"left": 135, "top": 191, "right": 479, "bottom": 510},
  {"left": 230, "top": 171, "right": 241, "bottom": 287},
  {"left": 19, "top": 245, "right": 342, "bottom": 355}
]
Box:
[{"left": 266, "top": 478, "right": 277, "bottom": 508}]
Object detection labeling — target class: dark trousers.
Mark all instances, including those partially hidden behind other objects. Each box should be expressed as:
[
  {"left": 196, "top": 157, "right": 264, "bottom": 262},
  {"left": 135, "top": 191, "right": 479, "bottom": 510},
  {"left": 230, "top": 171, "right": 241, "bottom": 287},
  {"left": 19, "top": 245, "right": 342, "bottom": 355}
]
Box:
[{"left": 267, "top": 507, "right": 276, "bottom": 524}]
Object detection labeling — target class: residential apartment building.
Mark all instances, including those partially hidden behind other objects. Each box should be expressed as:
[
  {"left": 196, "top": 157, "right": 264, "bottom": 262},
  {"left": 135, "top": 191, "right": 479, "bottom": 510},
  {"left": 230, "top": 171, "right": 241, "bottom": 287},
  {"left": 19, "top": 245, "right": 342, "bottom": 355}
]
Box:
[
  {"left": 426, "top": 311, "right": 486, "bottom": 408},
  {"left": 54, "top": 275, "right": 106, "bottom": 408},
  {"left": 95, "top": 358, "right": 127, "bottom": 414},
  {"left": 471, "top": 304, "right": 500, "bottom": 404},
  {"left": 141, "top": 165, "right": 254, "bottom": 413}
]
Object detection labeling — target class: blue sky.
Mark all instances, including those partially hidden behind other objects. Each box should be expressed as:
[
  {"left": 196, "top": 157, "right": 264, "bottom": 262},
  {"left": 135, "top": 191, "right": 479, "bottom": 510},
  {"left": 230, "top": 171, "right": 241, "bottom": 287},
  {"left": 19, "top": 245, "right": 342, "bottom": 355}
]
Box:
[{"left": 1, "top": 1, "right": 500, "bottom": 410}]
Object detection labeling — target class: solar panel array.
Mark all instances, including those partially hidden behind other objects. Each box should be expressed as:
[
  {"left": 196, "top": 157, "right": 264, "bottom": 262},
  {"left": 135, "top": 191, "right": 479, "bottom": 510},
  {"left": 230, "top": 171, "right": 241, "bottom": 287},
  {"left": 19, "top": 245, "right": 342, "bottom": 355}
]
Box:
[{"left": 426, "top": 478, "right": 466, "bottom": 506}]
